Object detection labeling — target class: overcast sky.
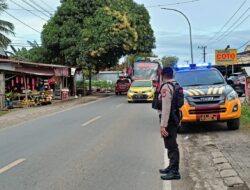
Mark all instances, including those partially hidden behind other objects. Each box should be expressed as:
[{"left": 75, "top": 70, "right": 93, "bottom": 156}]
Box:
[{"left": 2, "top": 0, "right": 250, "bottom": 64}]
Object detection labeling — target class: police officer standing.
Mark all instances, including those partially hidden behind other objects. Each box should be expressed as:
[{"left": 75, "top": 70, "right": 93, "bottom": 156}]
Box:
[{"left": 159, "top": 67, "right": 181, "bottom": 180}]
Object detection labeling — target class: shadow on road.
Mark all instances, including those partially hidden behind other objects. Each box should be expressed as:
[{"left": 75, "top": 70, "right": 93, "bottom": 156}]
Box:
[{"left": 179, "top": 122, "right": 232, "bottom": 134}]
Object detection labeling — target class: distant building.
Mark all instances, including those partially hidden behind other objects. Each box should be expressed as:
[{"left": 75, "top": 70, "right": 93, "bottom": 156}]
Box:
[
  {"left": 93, "top": 71, "right": 121, "bottom": 82},
  {"left": 238, "top": 45, "right": 250, "bottom": 64}
]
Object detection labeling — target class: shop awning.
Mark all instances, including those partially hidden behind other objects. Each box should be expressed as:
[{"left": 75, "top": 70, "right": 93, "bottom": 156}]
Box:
[
  {"left": 15, "top": 67, "right": 54, "bottom": 76},
  {"left": 0, "top": 59, "right": 71, "bottom": 77}
]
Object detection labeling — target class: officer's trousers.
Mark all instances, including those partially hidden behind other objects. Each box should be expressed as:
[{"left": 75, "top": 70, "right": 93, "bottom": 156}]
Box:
[{"left": 163, "top": 124, "right": 180, "bottom": 171}]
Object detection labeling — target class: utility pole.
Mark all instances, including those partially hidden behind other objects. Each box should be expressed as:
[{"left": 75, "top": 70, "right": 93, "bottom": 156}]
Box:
[
  {"left": 198, "top": 46, "right": 207, "bottom": 63},
  {"left": 225, "top": 45, "right": 234, "bottom": 74}
]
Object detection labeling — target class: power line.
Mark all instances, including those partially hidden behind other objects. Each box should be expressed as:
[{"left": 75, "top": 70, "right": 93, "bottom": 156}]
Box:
[
  {"left": 21, "top": 0, "right": 50, "bottom": 18},
  {"left": 197, "top": 56, "right": 203, "bottom": 63},
  {"left": 205, "top": 0, "right": 248, "bottom": 45},
  {"left": 9, "top": 8, "right": 54, "bottom": 13},
  {"left": 11, "top": 44, "right": 39, "bottom": 46},
  {"left": 39, "top": 0, "right": 55, "bottom": 11},
  {"left": 10, "top": 45, "right": 40, "bottom": 48},
  {"left": 146, "top": 0, "right": 200, "bottom": 8},
  {"left": 10, "top": 0, "right": 47, "bottom": 21},
  {"left": 216, "top": 12, "right": 250, "bottom": 43},
  {"left": 214, "top": 7, "right": 250, "bottom": 43},
  {"left": 3, "top": 10, "right": 41, "bottom": 33},
  {"left": 28, "top": 0, "right": 52, "bottom": 16},
  {"left": 11, "top": 42, "right": 42, "bottom": 45},
  {"left": 238, "top": 40, "right": 250, "bottom": 49}
]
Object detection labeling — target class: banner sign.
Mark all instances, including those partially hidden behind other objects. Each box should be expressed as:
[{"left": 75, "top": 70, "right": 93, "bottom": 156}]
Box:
[
  {"left": 215, "top": 49, "right": 237, "bottom": 65},
  {"left": 54, "top": 68, "right": 69, "bottom": 77}
]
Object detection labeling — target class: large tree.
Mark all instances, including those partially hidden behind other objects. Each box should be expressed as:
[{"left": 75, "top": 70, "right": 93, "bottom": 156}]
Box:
[
  {"left": 10, "top": 41, "right": 49, "bottom": 63},
  {"left": 0, "top": 0, "right": 14, "bottom": 48},
  {"left": 162, "top": 56, "right": 179, "bottom": 67},
  {"left": 41, "top": 0, "right": 155, "bottom": 70},
  {"left": 81, "top": 1, "right": 155, "bottom": 71}
]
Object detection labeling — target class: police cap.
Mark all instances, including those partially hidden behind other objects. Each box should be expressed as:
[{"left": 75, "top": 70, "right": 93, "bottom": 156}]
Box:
[{"left": 161, "top": 67, "right": 173, "bottom": 77}]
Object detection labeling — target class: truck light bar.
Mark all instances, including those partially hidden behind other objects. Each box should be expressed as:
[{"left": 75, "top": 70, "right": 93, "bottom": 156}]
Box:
[{"left": 175, "top": 63, "right": 212, "bottom": 71}]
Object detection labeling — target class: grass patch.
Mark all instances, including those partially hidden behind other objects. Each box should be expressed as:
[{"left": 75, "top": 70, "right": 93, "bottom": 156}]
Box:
[
  {"left": 77, "top": 80, "right": 115, "bottom": 90},
  {"left": 241, "top": 103, "right": 250, "bottom": 126},
  {"left": 0, "top": 110, "right": 8, "bottom": 117}
]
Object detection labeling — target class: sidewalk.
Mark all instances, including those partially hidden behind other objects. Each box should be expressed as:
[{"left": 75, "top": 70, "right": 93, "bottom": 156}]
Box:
[{"left": 0, "top": 94, "right": 110, "bottom": 129}]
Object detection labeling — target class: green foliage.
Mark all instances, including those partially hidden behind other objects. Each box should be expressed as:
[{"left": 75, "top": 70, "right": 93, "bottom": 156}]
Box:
[
  {"left": 77, "top": 80, "right": 115, "bottom": 90},
  {"left": 241, "top": 104, "right": 250, "bottom": 126},
  {"left": 125, "top": 52, "right": 157, "bottom": 66},
  {"left": 0, "top": 0, "right": 14, "bottom": 48},
  {"left": 41, "top": 0, "right": 155, "bottom": 70},
  {"left": 162, "top": 56, "right": 179, "bottom": 67},
  {"left": 10, "top": 46, "right": 49, "bottom": 63},
  {"left": 0, "top": 110, "right": 8, "bottom": 117}
]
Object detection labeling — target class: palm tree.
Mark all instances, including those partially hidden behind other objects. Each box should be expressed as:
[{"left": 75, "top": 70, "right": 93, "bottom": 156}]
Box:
[{"left": 0, "top": 0, "right": 14, "bottom": 48}]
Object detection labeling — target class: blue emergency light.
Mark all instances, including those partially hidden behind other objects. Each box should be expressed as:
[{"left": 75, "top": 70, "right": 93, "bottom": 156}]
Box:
[{"left": 174, "top": 63, "right": 212, "bottom": 71}]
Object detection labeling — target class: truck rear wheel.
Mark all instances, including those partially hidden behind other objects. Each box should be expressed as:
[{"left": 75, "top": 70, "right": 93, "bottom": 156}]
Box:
[{"left": 227, "top": 118, "right": 240, "bottom": 130}]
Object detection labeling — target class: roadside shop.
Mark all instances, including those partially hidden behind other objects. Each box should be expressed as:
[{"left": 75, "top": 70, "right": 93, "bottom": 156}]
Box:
[{"left": 0, "top": 59, "right": 76, "bottom": 109}]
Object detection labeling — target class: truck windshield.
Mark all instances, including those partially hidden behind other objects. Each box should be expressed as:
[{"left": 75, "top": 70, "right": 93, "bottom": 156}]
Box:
[
  {"left": 131, "top": 81, "right": 152, "bottom": 87},
  {"left": 133, "top": 62, "right": 158, "bottom": 81},
  {"left": 175, "top": 70, "right": 225, "bottom": 87}
]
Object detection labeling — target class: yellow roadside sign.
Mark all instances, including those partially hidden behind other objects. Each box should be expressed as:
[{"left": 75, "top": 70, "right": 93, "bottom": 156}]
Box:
[{"left": 215, "top": 49, "right": 237, "bottom": 65}]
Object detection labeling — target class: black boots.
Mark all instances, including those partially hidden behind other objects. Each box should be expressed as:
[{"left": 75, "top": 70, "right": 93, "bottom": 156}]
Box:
[
  {"left": 160, "top": 169, "right": 181, "bottom": 180},
  {"left": 159, "top": 167, "right": 171, "bottom": 174}
]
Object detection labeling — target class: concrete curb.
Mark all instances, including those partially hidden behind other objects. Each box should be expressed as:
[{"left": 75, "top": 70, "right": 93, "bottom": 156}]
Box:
[{"left": 211, "top": 148, "right": 248, "bottom": 189}]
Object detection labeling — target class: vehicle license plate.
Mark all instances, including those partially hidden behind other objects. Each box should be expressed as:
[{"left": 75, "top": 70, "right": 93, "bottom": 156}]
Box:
[
  {"left": 199, "top": 114, "right": 218, "bottom": 121},
  {"left": 136, "top": 95, "right": 142, "bottom": 99}
]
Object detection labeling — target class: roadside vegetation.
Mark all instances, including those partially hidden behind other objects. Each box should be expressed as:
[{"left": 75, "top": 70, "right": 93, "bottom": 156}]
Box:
[
  {"left": 0, "top": 110, "right": 8, "bottom": 117},
  {"left": 241, "top": 103, "right": 250, "bottom": 126},
  {"left": 8, "top": 0, "right": 155, "bottom": 93},
  {"left": 77, "top": 80, "right": 115, "bottom": 92},
  {"left": 11, "top": 0, "right": 155, "bottom": 70}
]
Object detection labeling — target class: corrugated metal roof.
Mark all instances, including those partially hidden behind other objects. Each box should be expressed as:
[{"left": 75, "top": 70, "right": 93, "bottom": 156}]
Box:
[
  {"left": 15, "top": 67, "right": 54, "bottom": 76},
  {"left": 0, "top": 58, "right": 70, "bottom": 68}
]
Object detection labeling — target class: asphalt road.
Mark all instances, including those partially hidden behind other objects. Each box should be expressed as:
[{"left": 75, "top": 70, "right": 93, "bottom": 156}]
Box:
[
  {"left": 0, "top": 96, "right": 170, "bottom": 190},
  {"left": 2, "top": 96, "right": 248, "bottom": 190}
]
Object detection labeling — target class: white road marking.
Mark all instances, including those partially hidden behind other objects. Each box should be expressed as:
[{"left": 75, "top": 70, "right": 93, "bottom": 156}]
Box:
[
  {"left": 0, "top": 158, "right": 26, "bottom": 174},
  {"left": 81, "top": 116, "right": 102, "bottom": 127},
  {"left": 50, "top": 96, "right": 112, "bottom": 116},
  {"left": 0, "top": 96, "right": 112, "bottom": 133},
  {"left": 116, "top": 103, "right": 124, "bottom": 108},
  {"left": 163, "top": 148, "right": 172, "bottom": 190}
]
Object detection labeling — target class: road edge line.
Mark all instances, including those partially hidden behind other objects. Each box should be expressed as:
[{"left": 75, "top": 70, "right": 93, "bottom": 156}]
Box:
[
  {"left": 0, "top": 96, "right": 112, "bottom": 133},
  {"left": 0, "top": 158, "right": 26, "bottom": 174},
  {"left": 81, "top": 116, "right": 102, "bottom": 127}
]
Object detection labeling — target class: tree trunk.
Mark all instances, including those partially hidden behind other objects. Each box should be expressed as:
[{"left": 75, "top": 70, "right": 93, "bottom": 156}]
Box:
[
  {"left": 0, "top": 72, "right": 5, "bottom": 109},
  {"left": 82, "top": 70, "right": 86, "bottom": 96},
  {"left": 88, "top": 67, "right": 92, "bottom": 95}
]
